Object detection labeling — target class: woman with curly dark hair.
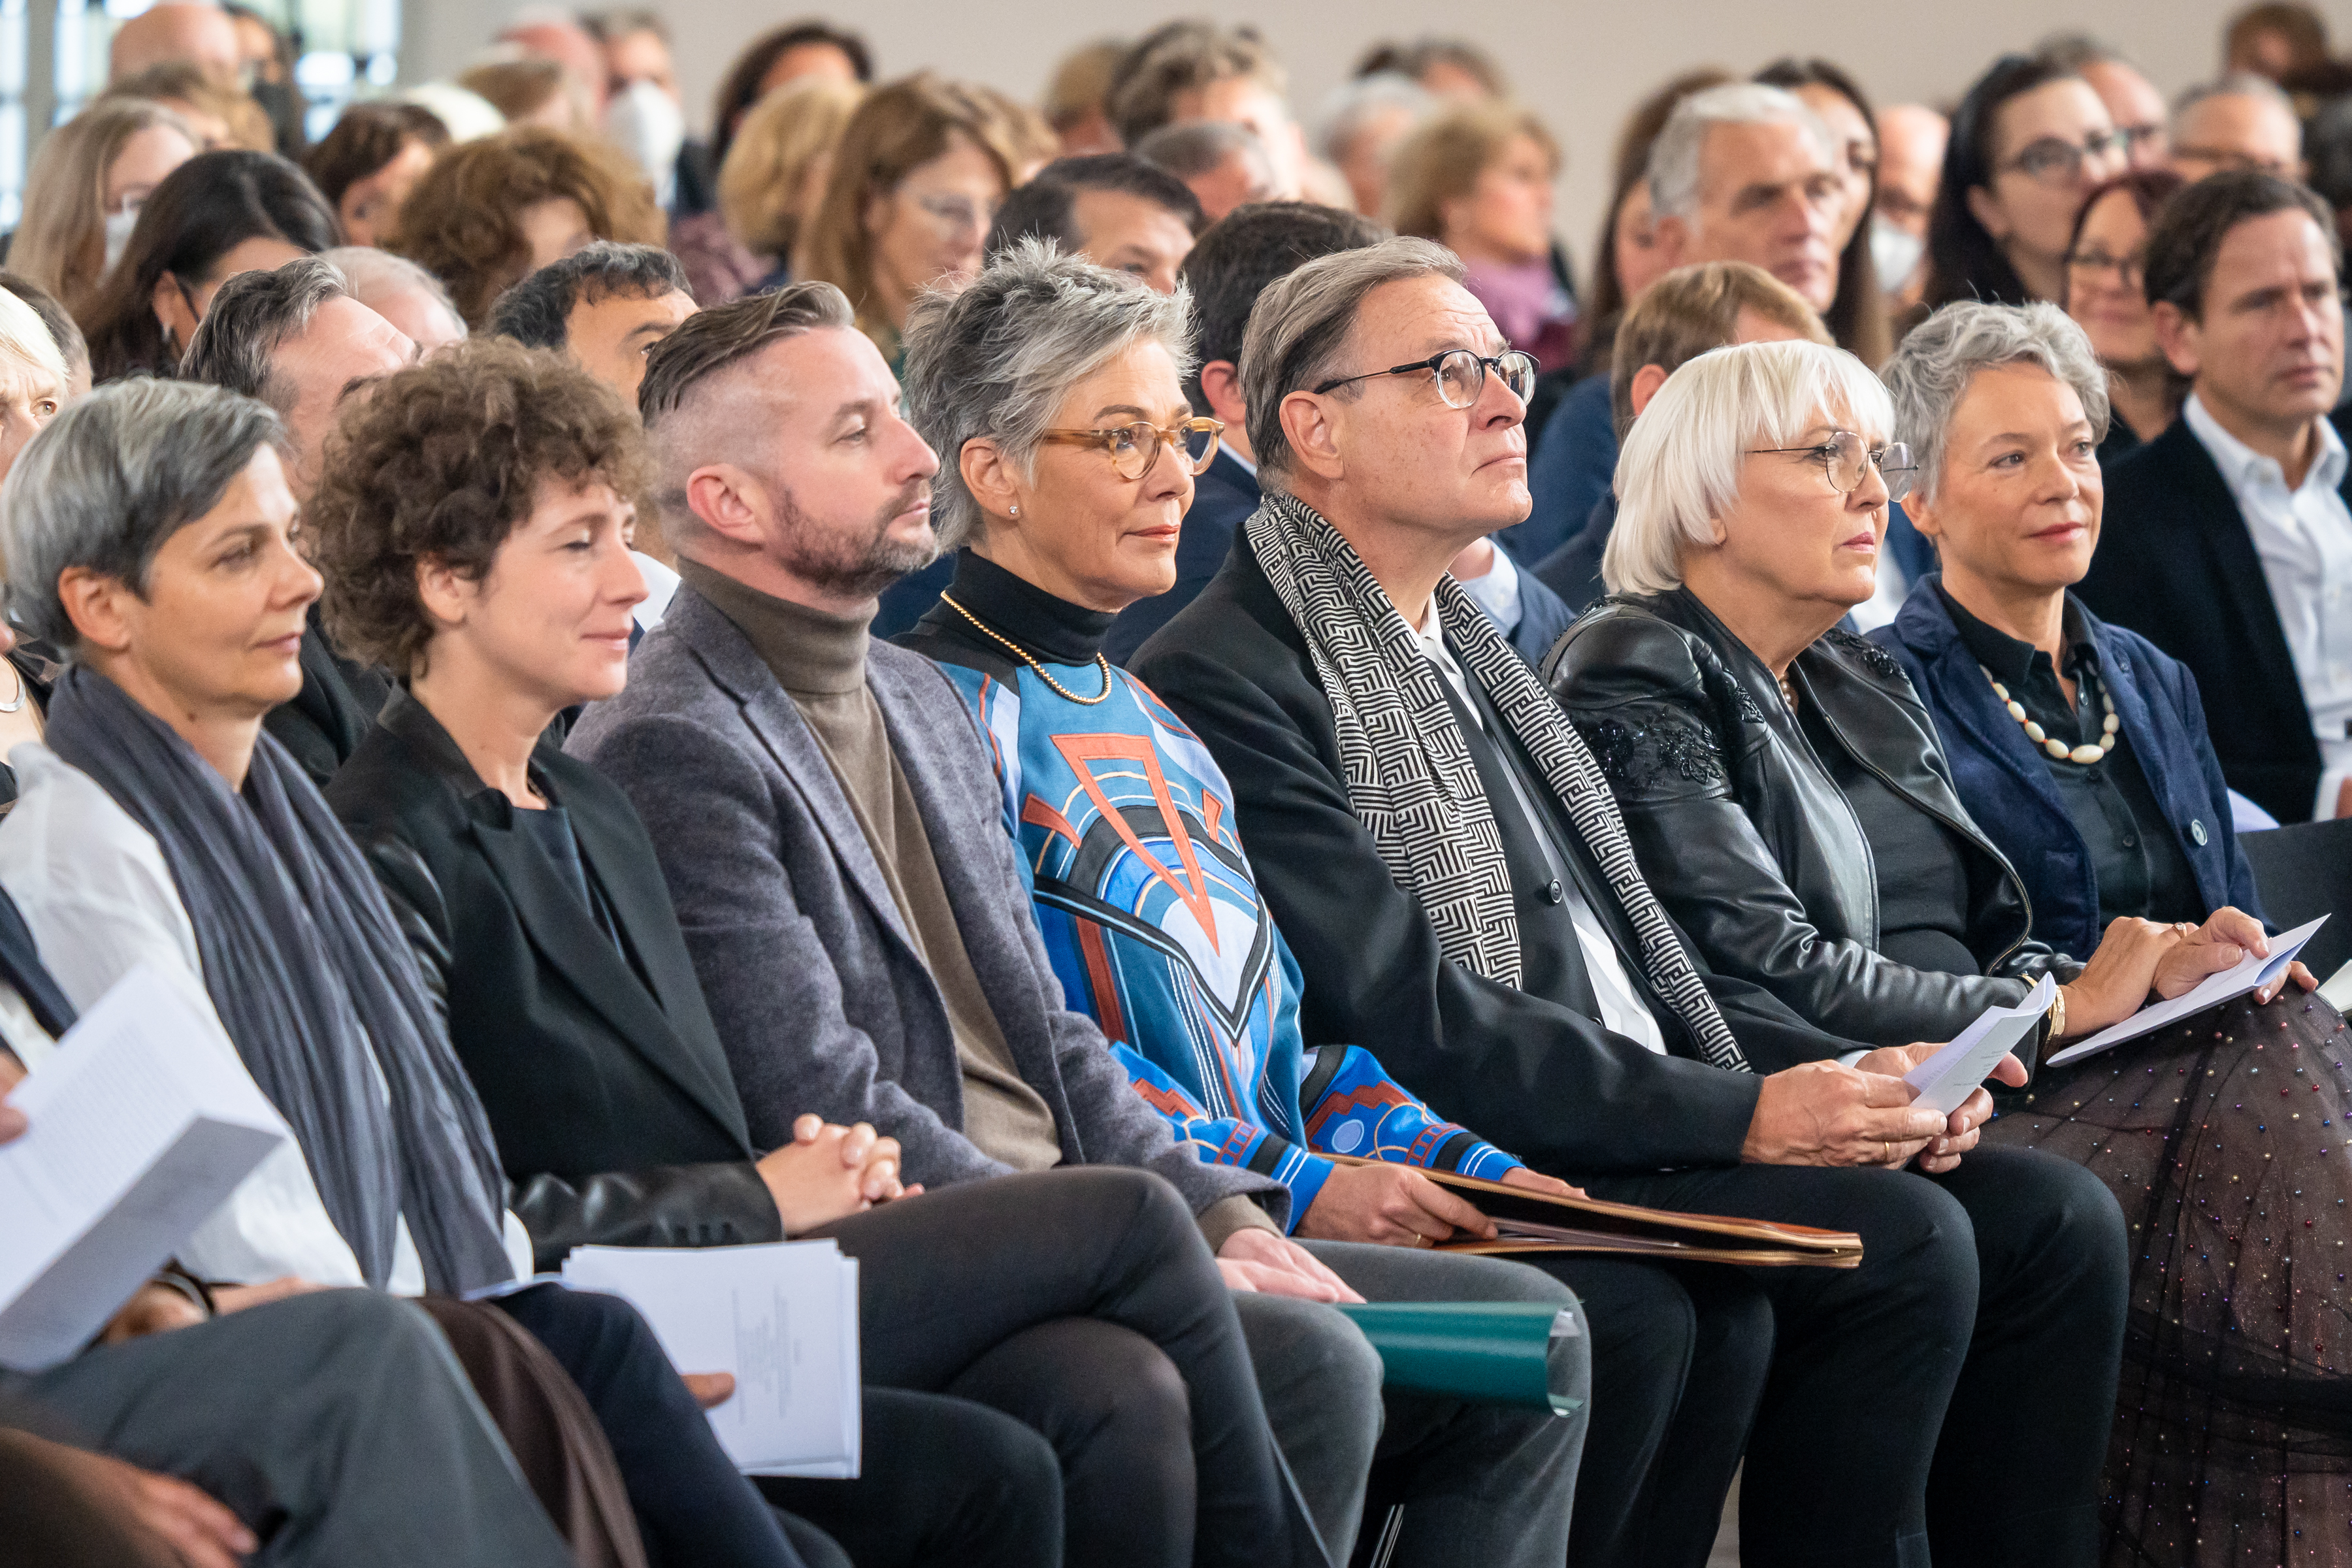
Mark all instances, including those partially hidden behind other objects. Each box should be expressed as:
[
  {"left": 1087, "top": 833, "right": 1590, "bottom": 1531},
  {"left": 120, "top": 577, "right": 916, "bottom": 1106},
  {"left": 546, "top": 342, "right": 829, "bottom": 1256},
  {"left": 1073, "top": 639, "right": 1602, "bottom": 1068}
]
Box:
[
  {"left": 302, "top": 101, "right": 449, "bottom": 250},
  {"left": 389, "top": 127, "right": 664, "bottom": 329},
  {"left": 76, "top": 147, "right": 338, "bottom": 381},
  {"left": 314, "top": 336, "right": 1327, "bottom": 1568}
]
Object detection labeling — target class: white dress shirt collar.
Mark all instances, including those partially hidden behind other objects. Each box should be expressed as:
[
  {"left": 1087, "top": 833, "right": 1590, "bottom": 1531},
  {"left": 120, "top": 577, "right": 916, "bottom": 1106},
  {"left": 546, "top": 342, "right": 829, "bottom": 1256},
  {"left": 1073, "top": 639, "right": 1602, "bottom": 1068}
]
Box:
[{"left": 1405, "top": 597, "right": 1669, "bottom": 1053}]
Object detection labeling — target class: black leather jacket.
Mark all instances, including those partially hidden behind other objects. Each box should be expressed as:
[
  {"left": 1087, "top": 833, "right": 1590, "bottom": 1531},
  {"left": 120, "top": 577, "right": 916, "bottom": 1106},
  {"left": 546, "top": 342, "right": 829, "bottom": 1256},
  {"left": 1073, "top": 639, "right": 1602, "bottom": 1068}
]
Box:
[{"left": 1545, "top": 589, "right": 2076, "bottom": 1045}]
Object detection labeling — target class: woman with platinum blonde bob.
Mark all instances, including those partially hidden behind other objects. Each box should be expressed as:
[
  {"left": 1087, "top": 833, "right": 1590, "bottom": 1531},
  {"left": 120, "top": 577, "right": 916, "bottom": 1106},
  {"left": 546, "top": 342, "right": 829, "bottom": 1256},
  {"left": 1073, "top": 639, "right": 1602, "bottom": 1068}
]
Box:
[
  {"left": 896, "top": 240, "right": 1590, "bottom": 1568},
  {"left": 1549, "top": 321, "right": 2349, "bottom": 1567}
]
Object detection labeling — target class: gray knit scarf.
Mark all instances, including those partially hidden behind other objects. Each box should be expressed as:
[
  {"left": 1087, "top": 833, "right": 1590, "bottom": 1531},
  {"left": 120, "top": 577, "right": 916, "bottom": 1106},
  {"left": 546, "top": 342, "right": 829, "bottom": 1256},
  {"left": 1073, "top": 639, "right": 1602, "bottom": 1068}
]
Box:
[
  {"left": 1244, "top": 492, "right": 1748, "bottom": 1071},
  {"left": 46, "top": 666, "right": 514, "bottom": 1291}
]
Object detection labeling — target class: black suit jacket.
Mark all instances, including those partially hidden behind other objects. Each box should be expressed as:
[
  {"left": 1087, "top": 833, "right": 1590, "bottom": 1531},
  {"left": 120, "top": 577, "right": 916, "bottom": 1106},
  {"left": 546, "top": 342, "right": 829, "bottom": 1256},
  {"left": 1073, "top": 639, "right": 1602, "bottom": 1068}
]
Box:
[
  {"left": 1128, "top": 529, "right": 1867, "bottom": 1177},
  {"left": 263, "top": 608, "right": 393, "bottom": 790},
  {"left": 1105, "top": 446, "right": 1263, "bottom": 665},
  {"left": 2078, "top": 412, "right": 2340, "bottom": 823},
  {"left": 326, "top": 691, "right": 781, "bottom": 1269}
]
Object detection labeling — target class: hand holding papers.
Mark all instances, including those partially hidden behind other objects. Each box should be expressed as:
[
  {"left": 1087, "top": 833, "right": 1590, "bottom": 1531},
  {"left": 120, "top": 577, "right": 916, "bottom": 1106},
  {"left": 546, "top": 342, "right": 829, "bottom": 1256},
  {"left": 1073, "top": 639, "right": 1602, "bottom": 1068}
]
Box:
[
  {"left": 1902, "top": 975, "right": 2055, "bottom": 1115},
  {"left": 2046, "top": 915, "right": 2330, "bottom": 1068},
  {"left": 561, "top": 1241, "right": 861, "bottom": 1477},
  {"left": 0, "top": 965, "right": 289, "bottom": 1371}
]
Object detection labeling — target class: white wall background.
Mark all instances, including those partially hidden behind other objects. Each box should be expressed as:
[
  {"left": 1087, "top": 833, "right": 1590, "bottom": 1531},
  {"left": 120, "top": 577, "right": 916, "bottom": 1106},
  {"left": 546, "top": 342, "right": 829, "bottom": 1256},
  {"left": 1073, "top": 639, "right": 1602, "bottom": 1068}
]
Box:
[{"left": 402, "top": 0, "right": 2352, "bottom": 274}]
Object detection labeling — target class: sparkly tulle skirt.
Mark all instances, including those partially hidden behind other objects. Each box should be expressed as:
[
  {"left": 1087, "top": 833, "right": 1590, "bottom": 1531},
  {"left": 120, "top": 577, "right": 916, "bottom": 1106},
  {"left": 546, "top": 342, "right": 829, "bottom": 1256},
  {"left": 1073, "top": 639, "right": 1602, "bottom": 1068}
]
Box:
[{"left": 1984, "top": 989, "right": 2352, "bottom": 1568}]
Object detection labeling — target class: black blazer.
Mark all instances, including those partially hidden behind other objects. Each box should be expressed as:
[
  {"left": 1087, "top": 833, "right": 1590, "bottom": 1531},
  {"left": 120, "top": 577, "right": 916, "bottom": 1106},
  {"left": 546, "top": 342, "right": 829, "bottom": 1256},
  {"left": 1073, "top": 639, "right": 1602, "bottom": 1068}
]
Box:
[
  {"left": 1128, "top": 529, "right": 1869, "bottom": 1178},
  {"left": 327, "top": 690, "right": 780, "bottom": 1269},
  {"left": 2078, "top": 413, "right": 2343, "bottom": 823},
  {"left": 1547, "top": 591, "right": 2064, "bottom": 1047},
  {"left": 264, "top": 608, "right": 393, "bottom": 790}
]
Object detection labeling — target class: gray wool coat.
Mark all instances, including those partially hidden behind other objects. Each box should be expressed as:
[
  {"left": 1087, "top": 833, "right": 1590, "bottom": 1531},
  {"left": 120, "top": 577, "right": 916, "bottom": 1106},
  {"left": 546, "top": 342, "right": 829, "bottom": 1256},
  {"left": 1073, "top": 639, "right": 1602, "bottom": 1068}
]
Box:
[{"left": 566, "top": 583, "right": 1288, "bottom": 1227}]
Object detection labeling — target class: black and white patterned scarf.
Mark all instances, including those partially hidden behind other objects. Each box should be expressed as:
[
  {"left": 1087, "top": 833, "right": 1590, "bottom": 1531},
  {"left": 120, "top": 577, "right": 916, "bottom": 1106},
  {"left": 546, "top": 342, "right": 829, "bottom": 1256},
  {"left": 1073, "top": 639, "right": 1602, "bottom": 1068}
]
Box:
[{"left": 1245, "top": 492, "right": 1748, "bottom": 1071}]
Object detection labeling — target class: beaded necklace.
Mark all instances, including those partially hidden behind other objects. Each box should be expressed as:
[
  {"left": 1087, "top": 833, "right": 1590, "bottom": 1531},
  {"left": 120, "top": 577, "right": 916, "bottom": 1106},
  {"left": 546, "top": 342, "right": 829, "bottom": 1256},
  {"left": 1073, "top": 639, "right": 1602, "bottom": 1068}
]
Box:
[
  {"left": 939, "top": 592, "right": 1115, "bottom": 706},
  {"left": 1980, "top": 662, "right": 2118, "bottom": 764}
]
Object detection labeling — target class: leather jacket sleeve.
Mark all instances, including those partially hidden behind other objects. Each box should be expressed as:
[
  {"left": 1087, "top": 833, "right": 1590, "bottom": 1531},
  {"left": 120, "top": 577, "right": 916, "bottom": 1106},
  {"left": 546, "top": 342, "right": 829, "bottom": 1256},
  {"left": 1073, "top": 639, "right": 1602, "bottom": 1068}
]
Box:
[
  {"left": 511, "top": 1164, "right": 785, "bottom": 1273},
  {"left": 1551, "top": 612, "right": 2033, "bottom": 1047},
  {"left": 356, "top": 832, "right": 455, "bottom": 1030}
]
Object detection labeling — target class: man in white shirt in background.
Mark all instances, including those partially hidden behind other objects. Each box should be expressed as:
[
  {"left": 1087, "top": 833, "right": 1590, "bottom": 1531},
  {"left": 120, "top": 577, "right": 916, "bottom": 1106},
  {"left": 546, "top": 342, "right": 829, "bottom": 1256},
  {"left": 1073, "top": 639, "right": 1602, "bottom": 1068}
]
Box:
[{"left": 2083, "top": 169, "right": 2352, "bottom": 824}]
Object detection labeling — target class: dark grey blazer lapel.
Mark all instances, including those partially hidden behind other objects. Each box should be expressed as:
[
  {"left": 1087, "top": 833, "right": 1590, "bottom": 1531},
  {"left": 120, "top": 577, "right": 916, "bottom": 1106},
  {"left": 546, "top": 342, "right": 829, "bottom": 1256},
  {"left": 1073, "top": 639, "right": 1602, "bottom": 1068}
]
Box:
[{"left": 668, "top": 588, "right": 923, "bottom": 958}]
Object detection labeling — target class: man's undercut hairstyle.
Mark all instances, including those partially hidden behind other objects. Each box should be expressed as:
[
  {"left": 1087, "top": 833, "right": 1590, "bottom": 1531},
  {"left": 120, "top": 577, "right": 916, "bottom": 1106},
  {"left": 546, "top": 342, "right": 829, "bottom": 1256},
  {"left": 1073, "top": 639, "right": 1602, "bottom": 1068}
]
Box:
[
  {"left": 1, "top": 379, "right": 288, "bottom": 649},
  {"left": 1109, "top": 21, "right": 1288, "bottom": 149},
  {"left": 637, "top": 280, "right": 856, "bottom": 425},
  {"left": 1132, "top": 119, "right": 1267, "bottom": 183},
  {"left": 2170, "top": 71, "right": 2299, "bottom": 137},
  {"left": 1237, "top": 235, "right": 1462, "bottom": 488},
  {"left": 180, "top": 255, "right": 351, "bottom": 413},
  {"left": 1607, "top": 339, "right": 1893, "bottom": 598},
  {"left": 985, "top": 155, "right": 1207, "bottom": 263},
  {"left": 903, "top": 238, "right": 1196, "bottom": 553},
  {"left": 310, "top": 337, "right": 651, "bottom": 678},
  {"left": 2140, "top": 167, "right": 2340, "bottom": 321},
  {"left": 1646, "top": 82, "right": 1832, "bottom": 222},
  {"left": 1179, "top": 202, "right": 1387, "bottom": 414},
  {"left": 1882, "top": 301, "right": 2110, "bottom": 506},
  {"left": 634, "top": 280, "right": 856, "bottom": 544},
  {"left": 487, "top": 242, "right": 691, "bottom": 352},
  {"left": 1609, "top": 261, "right": 1830, "bottom": 441}
]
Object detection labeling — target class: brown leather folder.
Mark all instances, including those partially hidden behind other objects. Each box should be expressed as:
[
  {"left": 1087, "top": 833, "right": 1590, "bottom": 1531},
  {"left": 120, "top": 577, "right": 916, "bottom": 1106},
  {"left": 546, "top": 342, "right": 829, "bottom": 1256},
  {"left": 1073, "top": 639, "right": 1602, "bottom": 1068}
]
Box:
[{"left": 1326, "top": 1156, "right": 1865, "bottom": 1268}]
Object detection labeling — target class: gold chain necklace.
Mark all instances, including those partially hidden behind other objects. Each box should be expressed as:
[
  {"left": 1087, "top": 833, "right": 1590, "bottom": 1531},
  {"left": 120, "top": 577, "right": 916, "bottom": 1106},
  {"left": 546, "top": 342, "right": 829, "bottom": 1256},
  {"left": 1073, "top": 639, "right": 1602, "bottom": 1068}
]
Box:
[{"left": 938, "top": 592, "right": 1115, "bottom": 706}]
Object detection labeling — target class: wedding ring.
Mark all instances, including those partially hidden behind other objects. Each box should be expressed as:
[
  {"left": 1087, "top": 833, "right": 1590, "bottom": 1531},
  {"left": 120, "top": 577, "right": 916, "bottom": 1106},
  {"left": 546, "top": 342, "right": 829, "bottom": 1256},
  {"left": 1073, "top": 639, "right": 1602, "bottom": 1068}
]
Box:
[{"left": 1883, "top": 1139, "right": 1895, "bottom": 1164}]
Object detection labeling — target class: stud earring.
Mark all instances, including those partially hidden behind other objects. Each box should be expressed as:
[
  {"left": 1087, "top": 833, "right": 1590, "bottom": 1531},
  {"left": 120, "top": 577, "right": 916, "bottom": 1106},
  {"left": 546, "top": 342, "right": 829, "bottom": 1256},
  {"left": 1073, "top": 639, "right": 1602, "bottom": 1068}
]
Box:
[{"left": 1009, "top": 504, "right": 1021, "bottom": 517}]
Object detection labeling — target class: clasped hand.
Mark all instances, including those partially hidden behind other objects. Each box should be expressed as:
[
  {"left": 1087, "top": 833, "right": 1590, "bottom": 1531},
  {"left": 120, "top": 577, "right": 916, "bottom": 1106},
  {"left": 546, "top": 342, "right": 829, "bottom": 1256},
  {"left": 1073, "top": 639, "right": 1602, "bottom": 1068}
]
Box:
[{"left": 755, "top": 1113, "right": 921, "bottom": 1233}]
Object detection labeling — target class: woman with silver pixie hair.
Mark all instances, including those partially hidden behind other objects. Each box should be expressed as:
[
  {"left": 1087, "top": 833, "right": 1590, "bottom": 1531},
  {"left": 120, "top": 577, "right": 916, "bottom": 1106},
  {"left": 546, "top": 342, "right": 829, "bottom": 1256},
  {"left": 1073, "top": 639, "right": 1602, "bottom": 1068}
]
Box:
[
  {"left": 895, "top": 240, "right": 1594, "bottom": 1568},
  {"left": 1873, "top": 301, "right": 2349, "bottom": 1567}
]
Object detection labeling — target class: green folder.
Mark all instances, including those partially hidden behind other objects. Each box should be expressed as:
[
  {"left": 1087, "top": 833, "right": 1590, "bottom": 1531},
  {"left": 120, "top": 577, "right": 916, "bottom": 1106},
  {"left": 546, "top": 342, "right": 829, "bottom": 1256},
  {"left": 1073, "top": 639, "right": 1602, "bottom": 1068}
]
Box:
[{"left": 1335, "top": 1302, "right": 1584, "bottom": 1415}]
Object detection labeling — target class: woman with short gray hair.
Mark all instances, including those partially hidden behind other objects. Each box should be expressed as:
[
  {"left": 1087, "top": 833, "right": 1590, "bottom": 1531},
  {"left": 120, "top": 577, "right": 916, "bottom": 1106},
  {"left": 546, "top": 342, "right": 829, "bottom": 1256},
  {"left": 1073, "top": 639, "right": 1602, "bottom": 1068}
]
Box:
[
  {"left": 898, "top": 240, "right": 1591, "bottom": 1568},
  {"left": 1878, "top": 299, "right": 2352, "bottom": 1568}
]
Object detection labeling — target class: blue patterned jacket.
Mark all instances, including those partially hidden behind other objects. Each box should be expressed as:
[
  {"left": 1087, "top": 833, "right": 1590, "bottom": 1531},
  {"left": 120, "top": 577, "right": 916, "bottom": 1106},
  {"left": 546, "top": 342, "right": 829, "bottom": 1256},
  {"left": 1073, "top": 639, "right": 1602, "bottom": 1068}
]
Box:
[{"left": 903, "top": 555, "right": 1523, "bottom": 1226}]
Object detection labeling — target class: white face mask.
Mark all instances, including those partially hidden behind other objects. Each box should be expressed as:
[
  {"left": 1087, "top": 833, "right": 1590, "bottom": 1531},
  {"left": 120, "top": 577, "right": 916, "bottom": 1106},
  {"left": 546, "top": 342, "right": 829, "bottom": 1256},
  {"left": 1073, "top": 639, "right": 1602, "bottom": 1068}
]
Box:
[
  {"left": 602, "top": 79, "right": 685, "bottom": 208},
  {"left": 1870, "top": 214, "right": 1925, "bottom": 294},
  {"left": 102, "top": 206, "right": 141, "bottom": 276}
]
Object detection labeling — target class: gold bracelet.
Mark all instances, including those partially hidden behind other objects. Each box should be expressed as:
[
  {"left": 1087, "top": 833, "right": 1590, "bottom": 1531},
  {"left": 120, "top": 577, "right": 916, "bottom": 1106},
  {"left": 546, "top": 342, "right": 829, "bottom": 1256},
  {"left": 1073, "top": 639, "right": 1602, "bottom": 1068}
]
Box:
[{"left": 2045, "top": 985, "right": 2066, "bottom": 1044}]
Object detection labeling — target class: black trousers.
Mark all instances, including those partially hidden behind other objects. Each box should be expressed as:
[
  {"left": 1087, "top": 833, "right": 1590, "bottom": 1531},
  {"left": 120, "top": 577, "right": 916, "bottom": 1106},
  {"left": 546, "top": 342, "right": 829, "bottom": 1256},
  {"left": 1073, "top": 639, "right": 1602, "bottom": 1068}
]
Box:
[
  {"left": 759, "top": 1389, "right": 1060, "bottom": 1568},
  {"left": 1518, "top": 1258, "right": 1773, "bottom": 1568},
  {"left": 1587, "top": 1147, "right": 2128, "bottom": 1568},
  {"left": 808, "top": 1168, "right": 1318, "bottom": 1568}
]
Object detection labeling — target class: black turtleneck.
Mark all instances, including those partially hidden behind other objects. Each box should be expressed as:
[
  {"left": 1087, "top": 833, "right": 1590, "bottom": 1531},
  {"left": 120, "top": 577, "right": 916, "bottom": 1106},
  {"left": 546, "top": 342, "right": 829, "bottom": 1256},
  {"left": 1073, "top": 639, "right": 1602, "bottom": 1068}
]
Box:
[{"left": 905, "top": 550, "right": 1119, "bottom": 670}]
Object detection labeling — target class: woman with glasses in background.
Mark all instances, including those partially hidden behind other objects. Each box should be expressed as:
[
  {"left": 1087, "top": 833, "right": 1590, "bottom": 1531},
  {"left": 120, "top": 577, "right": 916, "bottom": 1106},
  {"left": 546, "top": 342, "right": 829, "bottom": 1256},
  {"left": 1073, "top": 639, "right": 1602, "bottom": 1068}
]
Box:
[
  {"left": 800, "top": 74, "right": 1017, "bottom": 370},
  {"left": 1923, "top": 55, "right": 2125, "bottom": 310},
  {"left": 11, "top": 99, "right": 199, "bottom": 321},
  {"left": 2059, "top": 168, "right": 2185, "bottom": 465}
]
